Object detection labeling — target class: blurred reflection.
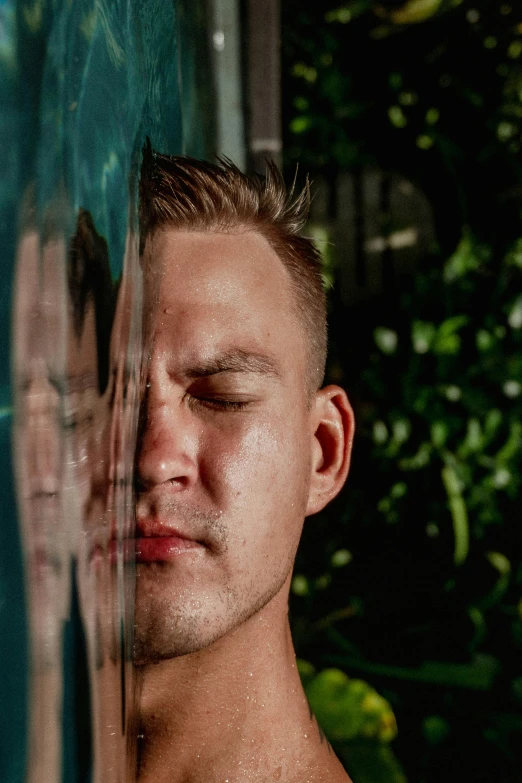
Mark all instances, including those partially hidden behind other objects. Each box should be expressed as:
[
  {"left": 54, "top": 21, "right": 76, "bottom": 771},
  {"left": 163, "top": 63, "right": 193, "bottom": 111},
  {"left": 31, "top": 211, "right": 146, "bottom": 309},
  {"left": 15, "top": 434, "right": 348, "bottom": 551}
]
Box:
[
  {"left": 12, "top": 198, "right": 140, "bottom": 783},
  {"left": 13, "top": 198, "right": 68, "bottom": 783}
]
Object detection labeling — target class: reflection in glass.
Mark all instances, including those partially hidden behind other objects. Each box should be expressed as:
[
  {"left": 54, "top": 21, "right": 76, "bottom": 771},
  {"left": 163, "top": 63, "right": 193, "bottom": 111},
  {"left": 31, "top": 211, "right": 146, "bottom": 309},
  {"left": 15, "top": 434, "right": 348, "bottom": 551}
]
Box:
[
  {"left": 4, "top": 1, "right": 215, "bottom": 779},
  {"left": 12, "top": 200, "right": 141, "bottom": 783}
]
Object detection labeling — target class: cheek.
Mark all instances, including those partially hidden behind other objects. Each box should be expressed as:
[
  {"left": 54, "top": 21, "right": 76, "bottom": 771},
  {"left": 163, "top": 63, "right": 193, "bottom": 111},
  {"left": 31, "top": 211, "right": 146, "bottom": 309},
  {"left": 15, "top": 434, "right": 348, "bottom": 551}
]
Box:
[{"left": 202, "top": 412, "right": 311, "bottom": 518}]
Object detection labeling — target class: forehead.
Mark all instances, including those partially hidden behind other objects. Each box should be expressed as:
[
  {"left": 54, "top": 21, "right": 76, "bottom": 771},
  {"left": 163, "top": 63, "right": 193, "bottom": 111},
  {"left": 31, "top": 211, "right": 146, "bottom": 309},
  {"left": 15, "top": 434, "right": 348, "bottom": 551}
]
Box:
[
  {"left": 146, "top": 228, "right": 289, "bottom": 297},
  {"left": 144, "top": 229, "right": 307, "bottom": 371}
]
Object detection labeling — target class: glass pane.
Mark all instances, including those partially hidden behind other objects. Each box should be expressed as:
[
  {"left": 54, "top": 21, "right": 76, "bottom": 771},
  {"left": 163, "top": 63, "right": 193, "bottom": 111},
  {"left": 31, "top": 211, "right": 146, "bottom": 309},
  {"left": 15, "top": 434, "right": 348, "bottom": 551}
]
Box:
[{"left": 1, "top": 2, "right": 215, "bottom": 781}]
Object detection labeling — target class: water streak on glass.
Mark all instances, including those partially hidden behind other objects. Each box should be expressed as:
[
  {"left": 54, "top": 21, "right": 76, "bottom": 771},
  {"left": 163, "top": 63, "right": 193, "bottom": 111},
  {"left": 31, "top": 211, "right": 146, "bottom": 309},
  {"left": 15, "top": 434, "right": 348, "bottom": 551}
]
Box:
[
  {"left": 2, "top": 1, "right": 214, "bottom": 780},
  {"left": 13, "top": 189, "right": 141, "bottom": 783}
]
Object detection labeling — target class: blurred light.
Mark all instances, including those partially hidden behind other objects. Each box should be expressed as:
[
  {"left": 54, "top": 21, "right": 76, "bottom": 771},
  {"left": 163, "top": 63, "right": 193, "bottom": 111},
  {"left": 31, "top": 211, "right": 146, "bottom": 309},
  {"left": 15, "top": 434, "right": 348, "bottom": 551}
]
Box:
[
  {"left": 390, "top": 481, "right": 407, "bottom": 498},
  {"left": 444, "top": 385, "right": 462, "bottom": 402},
  {"left": 366, "top": 236, "right": 387, "bottom": 252},
  {"left": 476, "top": 329, "right": 493, "bottom": 351},
  {"left": 426, "top": 523, "right": 440, "bottom": 538},
  {"left": 392, "top": 420, "right": 411, "bottom": 444},
  {"left": 373, "top": 420, "right": 389, "bottom": 444},
  {"left": 292, "top": 62, "right": 317, "bottom": 84},
  {"left": 508, "top": 295, "right": 522, "bottom": 328},
  {"left": 416, "top": 134, "right": 434, "bottom": 150},
  {"left": 213, "top": 30, "right": 225, "bottom": 51},
  {"left": 466, "top": 9, "right": 480, "bottom": 23},
  {"left": 484, "top": 36, "right": 497, "bottom": 49},
  {"left": 412, "top": 320, "right": 435, "bottom": 353},
  {"left": 290, "top": 115, "right": 313, "bottom": 134},
  {"left": 497, "top": 121, "right": 517, "bottom": 142},
  {"left": 399, "top": 91, "right": 418, "bottom": 105},
  {"left": 325, "top": 7, "right": 352, "bottom": 24},
  {"left": 291, "top": 575, "right": 309, "bottom": 596},
  {"left": 492, "top": 469, "right": 511, "bottom": 489},
  {"left": 388, "top": 105, "right": 407, "bottom": 128},
  {"left": 503, "top": 380, "right": 521, "bottom": 398},
  {"left": 431, "top": 420, "right": 448, "bottom": 448},
  {"left": 374, "top": 326, "right": 398, "bottom": 354},
  {"left": 389, "top": 227, "right": 418, "bottom": 248},
  {"left": 508, "top": 40, "right": 522, "bottom": 59},
  {"left": 331, "top": 549, "right": 353, "bottom": 568},
  {"left": 365, "top": 228, "right": 418, "bottom": 252},
  {"left": 487, "top": 551, "right": 511, "bottom": 573},
  {"left": 414, "top": 336, "right": 430, "bottom": 353}
]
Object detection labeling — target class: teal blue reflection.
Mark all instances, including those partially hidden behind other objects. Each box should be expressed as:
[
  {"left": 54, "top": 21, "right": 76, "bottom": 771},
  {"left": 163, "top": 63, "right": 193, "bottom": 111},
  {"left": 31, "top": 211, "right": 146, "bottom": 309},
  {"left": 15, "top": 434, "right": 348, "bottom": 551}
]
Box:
[{"left": 0, "top": 1, "right": 214, "bottom": 781}]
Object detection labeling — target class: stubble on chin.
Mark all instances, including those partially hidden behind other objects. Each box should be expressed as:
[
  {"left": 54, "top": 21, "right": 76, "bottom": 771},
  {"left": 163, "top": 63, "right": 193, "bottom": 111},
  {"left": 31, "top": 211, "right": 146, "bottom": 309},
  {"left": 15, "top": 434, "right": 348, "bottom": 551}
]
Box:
[{"left": 133, "top": 559, "right": 294, "bottom": 665}]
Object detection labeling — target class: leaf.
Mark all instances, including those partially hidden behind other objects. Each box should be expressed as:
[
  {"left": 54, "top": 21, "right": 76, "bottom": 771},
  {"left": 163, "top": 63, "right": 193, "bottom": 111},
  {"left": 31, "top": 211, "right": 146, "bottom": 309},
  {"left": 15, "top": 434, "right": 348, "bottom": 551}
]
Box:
[
  {"left": 432, "top": 315, "right": 469, "bottom": 355},
  {"left": 436, "top": 314, "right": 469, "bottom": 338},
  {"left": 290, "top": 115, "right": 313, "bottom": 134},
  {"left": 324, "top": 653, "right": 501, "bottom": 690},
  {"left": 411, "top": 320, "right": 436, "bottom": 353},
  {"left": 304, "top": 668, "right": 398, "bottom": 743},
  {"left": 441, "top": 463, "right": 469, "bottom": 565},
  {"left": 390, "top": 0, "right": 443, "bottom": 25},
  {"left": 457, "top": 418, "right": 483, "bottom": 458},
  {"left": 443, "top": 232, "right": 488, "bottom": 283},
  {"left": 337, "top": 740, "right": 408, "bottom": 783},
  {"left": 398, "top": 441, "right": 432, "bottom": 471},
  {"left": 495, "top": 420, "right": 522, "bottom": 464}
]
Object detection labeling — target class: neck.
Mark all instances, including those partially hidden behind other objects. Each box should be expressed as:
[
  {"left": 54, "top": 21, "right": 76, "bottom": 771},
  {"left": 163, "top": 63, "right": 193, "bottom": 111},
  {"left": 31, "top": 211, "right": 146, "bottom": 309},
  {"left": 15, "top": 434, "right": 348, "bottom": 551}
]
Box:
[{"left": 135, "top": 583, "right": 338, "bottom": 783}]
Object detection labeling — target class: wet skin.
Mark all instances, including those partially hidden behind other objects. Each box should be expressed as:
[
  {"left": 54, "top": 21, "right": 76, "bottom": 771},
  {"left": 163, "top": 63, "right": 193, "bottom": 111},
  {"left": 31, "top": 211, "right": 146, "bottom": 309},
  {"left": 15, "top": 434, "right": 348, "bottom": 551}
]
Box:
[{"left": 135, "top": 228, "right": 354, "bottom": 782}]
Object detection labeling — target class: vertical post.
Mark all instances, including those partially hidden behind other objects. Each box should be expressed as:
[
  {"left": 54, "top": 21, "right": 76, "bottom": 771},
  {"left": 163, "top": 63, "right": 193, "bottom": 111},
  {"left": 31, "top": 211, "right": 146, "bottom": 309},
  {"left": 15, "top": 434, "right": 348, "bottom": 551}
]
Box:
[
  {"left": 210, "top": 0, "right": 246, "bottom": 169},
  {"left": 246, "top": 0, "right": 282, "bottom": 173}
]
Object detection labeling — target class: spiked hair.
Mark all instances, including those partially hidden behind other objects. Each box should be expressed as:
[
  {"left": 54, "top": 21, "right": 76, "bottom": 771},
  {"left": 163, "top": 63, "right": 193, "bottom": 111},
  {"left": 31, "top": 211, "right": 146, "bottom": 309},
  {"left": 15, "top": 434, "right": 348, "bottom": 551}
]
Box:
[{"left": 139, "top": 141, "right": 327, "bottom": 392}]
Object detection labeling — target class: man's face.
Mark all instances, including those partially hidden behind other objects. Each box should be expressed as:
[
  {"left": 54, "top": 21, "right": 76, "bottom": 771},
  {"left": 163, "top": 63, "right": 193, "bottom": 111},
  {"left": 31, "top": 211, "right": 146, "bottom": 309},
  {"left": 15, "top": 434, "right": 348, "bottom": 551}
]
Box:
[{"left": 135, "top": 228, "right": 316, "bottom": 662}]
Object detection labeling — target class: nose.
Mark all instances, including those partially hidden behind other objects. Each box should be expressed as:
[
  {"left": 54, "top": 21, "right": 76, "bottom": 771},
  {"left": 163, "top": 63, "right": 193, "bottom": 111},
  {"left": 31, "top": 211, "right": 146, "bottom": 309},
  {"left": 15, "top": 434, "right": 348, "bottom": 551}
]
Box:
[{"left": 135, "top": 373, "right": 198, "bottom": 492}]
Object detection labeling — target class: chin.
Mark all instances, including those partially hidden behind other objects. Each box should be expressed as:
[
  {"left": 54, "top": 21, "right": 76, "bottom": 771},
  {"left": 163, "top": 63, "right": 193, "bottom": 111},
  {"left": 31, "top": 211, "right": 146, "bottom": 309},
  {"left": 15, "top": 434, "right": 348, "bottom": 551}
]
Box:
[
  {"left": 133, "top": 585, "right": 235, "bottom": 664},
  {"left": 133, "top": 560, "right": 294, "bottom": 665}
]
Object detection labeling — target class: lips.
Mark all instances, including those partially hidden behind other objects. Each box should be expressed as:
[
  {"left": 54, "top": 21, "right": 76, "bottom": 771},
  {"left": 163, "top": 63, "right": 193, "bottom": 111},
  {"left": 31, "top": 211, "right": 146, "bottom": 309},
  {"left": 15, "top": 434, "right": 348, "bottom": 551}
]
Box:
[
  {"left": 135, "top": 534, "right": 201, "bottom": 562},
  {"left": 100, "top": 517, "right": 204, "bottom": 564},
  {"left": 133, "top": 517, "right": 204, "bottom": 563}
]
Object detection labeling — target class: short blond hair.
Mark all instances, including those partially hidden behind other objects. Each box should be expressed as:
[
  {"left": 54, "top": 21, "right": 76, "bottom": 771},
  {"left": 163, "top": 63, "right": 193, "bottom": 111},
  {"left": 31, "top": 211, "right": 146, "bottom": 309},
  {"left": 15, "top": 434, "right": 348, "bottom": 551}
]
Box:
[{"left": 139, "top": 141, "right": 327, "bottom": 392}]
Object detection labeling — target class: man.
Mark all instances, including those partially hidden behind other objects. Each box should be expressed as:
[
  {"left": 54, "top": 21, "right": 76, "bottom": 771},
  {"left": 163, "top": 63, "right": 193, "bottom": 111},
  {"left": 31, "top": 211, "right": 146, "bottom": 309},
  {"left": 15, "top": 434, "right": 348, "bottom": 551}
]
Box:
[{"left": 135, "top": 146, "right": 355, "bottom": 783}]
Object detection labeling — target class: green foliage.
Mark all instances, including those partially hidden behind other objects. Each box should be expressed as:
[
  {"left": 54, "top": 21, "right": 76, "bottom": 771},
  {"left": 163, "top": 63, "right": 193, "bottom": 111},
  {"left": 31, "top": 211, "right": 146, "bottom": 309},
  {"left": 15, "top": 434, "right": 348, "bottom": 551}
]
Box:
[
  {"left": 301, "top": 664, "right": 398, "bottom": 742},
  {"left": 364, "top": 231, "right": 522, "bottom": 540},
  {"left": 299, "top": 662, "right": 407, "bottom": 781},
  {"left": 283, "top": 2, "right": 522, "bottom": 781},
  {"left": 336, "top": 742, "right": 408, "bottom": 783}
]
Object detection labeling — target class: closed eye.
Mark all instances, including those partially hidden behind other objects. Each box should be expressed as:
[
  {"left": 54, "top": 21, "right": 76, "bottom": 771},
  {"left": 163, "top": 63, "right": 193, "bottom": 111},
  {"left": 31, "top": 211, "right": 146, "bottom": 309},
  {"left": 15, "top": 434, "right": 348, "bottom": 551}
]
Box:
[{"left": 188, "top": 395, "right": 250, "bottom": 412}]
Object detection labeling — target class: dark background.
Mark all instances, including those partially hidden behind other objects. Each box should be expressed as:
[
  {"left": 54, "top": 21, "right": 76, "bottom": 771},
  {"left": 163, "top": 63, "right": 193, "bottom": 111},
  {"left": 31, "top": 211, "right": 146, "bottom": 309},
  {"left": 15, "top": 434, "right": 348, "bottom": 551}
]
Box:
[{"left": 280, "top": 2, "right": 522, "bottom": 781}]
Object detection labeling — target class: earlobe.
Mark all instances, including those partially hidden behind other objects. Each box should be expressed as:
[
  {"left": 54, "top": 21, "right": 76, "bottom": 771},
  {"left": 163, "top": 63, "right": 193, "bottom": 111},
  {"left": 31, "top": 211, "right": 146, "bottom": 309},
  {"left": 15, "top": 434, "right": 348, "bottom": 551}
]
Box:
[{"left": 306, "top": 385, "right": 355, "bottom": 517}]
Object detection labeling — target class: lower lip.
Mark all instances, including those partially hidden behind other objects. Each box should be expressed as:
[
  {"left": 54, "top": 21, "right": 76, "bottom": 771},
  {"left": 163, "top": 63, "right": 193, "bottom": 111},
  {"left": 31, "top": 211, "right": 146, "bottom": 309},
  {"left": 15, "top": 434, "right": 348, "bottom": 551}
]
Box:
[{"left": 135, "top": 536, "right": 201, "bottom": 563}]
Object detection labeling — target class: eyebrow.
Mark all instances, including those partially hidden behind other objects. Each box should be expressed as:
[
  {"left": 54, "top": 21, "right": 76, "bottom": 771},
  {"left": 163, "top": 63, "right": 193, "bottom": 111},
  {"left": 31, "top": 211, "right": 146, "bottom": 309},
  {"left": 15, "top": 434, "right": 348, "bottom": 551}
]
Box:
[{"left": 185, "top": 349, "right": 281, "bottom": 380}]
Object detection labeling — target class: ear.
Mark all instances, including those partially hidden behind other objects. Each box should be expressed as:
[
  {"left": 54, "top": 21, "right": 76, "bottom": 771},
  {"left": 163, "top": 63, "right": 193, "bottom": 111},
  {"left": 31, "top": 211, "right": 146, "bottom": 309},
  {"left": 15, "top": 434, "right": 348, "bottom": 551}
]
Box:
[{"left": 306, "top": 385, "right": 355, "bottom": 517}]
